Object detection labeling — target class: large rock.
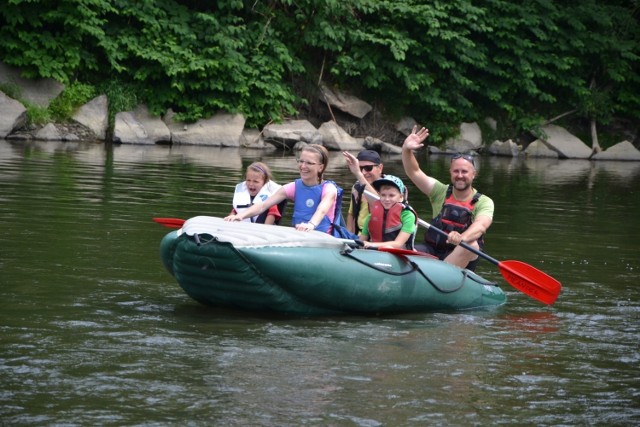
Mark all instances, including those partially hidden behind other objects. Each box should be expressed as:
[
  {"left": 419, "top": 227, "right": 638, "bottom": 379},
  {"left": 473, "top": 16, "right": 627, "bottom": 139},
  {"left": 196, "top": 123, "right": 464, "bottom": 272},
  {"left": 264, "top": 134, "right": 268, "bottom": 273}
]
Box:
[
  {"left": 539, "top": 124, "right": 592, "bottom": 159},
  {"left": 263, "top": 119, "right": 322, "bottom": 150},
  {"left": 72, "top": 94, "right": 109, "bottom": 140},
  {"left": 524, "top": 140, "right": 559, "bottom": 158},
  {"left": 239, "top": 128, "right": 274, "bottom": 149},
  {"left": 319, "top": 84, "right": 372, "bottom": 119},
  {"left": 0, "top": 92, "right": 27, "bottom": 137},
  {"left": 484, "top": 117, "right": 497, "bottom": 131},
  {"left": 35, "top": 123, "right": 63, "bottom": 140},
  {"left": 164, "top": 110, "right": 245, "bottom": 146},
  {"left": 591, "top": 140, "right": 640, "bottom": 161},
  {"left": 445, "top": 122, "right": 483, "bottom": 152},
  {"left": 0, "top": 61, "right": 64, "bottom": 107},
  {"left": 361, "top": 136, "right": 403, "bottom": 154},
  {"left": 318, "top": 121, "right": 362, "bottom": 151},
  {"left": 395, "top": 117, "right": 418, "bottom": 136},
  {"left": 488, "top": 139, "right": 521, "bottom": 157},
  {"left": 113, "top": 105, "right": 171, "bottom": 144}
]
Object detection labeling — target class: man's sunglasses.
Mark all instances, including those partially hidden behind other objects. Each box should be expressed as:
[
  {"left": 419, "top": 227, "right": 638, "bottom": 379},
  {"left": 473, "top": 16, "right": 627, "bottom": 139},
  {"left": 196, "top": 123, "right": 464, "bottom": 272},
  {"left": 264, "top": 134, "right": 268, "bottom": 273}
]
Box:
[
  {"left": 359, "top": 165, "right": 378, "bottom": 172},
  {"left": 451, "top": 153, "right": 476, "bottom": 167}
]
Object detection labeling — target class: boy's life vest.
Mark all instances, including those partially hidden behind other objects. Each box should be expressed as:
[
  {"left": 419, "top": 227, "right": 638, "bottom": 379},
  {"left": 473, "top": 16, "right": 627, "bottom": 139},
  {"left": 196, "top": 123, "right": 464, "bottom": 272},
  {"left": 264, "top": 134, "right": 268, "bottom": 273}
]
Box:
[
  {"left": 426, "top": 185, "right": 482, "bottom": 249},
  {"left": 233, "top": 181, "right": 285, "bottom": 224},
  {"left": 368, "top": 201, "right": 417, "bottom": 250},
  {"left": 350, "top": 178, "right": 409, "bottom": 235}
]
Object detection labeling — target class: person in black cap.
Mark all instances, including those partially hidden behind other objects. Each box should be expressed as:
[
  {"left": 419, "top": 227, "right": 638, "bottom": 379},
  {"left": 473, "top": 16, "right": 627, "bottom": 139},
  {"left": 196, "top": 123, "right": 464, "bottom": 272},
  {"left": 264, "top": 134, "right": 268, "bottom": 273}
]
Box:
[{"left": 342, "top": 149, "right": 384, "bottom": 235}]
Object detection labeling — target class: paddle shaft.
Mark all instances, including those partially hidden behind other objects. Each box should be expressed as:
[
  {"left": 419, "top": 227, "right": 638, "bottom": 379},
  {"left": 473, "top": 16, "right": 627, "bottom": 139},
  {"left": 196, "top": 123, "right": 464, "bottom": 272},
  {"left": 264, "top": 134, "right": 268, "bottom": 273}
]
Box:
[{"left": 416, "top": 217, "right": 500, "bottom": 266}]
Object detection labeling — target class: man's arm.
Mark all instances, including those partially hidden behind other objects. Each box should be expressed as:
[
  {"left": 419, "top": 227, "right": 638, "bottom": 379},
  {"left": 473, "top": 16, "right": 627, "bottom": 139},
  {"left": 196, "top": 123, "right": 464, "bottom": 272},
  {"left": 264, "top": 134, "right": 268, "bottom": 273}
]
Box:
[
  {"left": 225, "top": 187, "right": 286, "bottom": 221},
  {"left": 343, "top": 151, "right": 378, "bottom": 197},
  {"left": 461, "top": 215, "right": 492, "bottom": 244}
]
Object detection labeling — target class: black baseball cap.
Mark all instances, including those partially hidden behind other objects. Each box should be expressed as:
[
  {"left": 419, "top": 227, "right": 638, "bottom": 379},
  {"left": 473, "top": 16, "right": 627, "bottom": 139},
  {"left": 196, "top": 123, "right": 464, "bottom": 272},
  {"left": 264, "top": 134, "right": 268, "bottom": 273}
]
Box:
[{"left": 356, "top": 150, "right": 381, "bottom": 164}]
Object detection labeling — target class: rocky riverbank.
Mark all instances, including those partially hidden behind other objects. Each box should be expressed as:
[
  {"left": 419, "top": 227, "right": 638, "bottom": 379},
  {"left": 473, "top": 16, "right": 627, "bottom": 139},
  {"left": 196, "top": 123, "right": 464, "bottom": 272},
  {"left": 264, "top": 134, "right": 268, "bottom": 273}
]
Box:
[{"left": 1, "top": 61, "right": 639, "bottom": 161}]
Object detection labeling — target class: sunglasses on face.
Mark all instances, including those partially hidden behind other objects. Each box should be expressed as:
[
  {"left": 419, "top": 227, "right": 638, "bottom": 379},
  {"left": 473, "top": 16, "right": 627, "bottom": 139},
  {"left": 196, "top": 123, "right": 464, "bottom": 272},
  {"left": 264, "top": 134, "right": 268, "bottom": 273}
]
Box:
[
  {"left": 359, "top": 165, "right": 377, "bottom": 172},
  {"left": 451, "top": 153, "right": 476, "bottom": 167}
]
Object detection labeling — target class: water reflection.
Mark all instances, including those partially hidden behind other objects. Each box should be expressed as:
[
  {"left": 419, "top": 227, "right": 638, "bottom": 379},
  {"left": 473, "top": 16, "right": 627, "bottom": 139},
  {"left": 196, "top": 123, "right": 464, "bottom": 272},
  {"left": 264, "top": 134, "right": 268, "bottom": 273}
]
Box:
[
  {"left": 497, "top": 311, "right": 561, "bottom": 334},
  {"left": 484, "top": 155, "right": 640, "bottom": 188},
  {"left": 593, "top": 159, "right": 640, "bottom": 184}
]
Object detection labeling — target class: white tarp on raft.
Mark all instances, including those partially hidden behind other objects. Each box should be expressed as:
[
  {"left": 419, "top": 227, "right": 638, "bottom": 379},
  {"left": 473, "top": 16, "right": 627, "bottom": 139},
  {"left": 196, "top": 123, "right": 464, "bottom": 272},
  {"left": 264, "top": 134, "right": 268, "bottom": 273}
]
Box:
[{"left": 179, "top": 216, "right": 348, "bottom": 249}]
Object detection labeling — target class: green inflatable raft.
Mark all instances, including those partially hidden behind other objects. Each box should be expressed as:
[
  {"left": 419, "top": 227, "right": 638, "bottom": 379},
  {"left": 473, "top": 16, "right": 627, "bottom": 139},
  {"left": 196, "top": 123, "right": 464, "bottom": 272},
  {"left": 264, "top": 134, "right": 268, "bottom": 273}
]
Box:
[{"left": 160, "top": 216, "right": 506, "bottom": 315}]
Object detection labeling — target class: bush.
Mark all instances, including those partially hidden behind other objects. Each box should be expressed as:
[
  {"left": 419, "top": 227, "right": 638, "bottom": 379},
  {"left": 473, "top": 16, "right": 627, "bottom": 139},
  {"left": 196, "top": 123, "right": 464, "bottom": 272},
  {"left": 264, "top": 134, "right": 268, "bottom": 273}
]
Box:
[
  {"left": 0, "top": 82, "right": 21, "bottom": 100},
  {"left": 26, "top": 104, "right": 52, "bottom": 126},
  {"left": 48, "top": 82, "right": 96, "bottom": 121},
  {"left": 97, "top": 79, "right": 139, "bottom": 131}
]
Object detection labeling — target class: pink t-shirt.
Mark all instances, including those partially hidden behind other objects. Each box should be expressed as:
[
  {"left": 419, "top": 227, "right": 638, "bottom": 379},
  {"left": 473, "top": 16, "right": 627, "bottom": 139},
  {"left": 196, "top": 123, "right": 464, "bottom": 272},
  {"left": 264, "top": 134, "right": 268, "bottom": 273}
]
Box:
[{"left": 283, "top": 181, "right": 338, "bottom": 223}]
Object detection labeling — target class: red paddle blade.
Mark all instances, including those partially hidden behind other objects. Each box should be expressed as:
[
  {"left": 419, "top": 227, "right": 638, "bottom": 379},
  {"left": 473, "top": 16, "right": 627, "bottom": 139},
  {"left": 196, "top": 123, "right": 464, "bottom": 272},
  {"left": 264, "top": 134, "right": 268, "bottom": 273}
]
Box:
[
  {"left": 153, "top": 217, "right": 186, "bottom": 228},
  {"left": 378, "top": 247, "right": 438, "bottom": 259},
  {"left": 498, "top": 260, "right": 562, "bottom": 305}
]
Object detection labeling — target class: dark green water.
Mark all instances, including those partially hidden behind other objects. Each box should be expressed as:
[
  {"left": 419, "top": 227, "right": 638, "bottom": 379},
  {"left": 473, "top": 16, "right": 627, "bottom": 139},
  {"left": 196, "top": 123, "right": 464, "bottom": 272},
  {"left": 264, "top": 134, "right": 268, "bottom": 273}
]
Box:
[{"left": 1, "top": 139, "right": 638, "bottom": 426}]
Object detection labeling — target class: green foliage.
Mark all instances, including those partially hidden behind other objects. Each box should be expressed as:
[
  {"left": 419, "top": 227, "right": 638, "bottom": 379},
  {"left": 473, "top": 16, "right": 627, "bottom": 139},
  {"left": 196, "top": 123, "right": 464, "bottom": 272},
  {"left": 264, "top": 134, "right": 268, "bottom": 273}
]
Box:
[
  {"left": 96, "top": 79, "right": 139, "bottom": 130},
  {"left": 26, "top": 104, "right": 52, "bottom": 126},
  {"left": 0, "top": 0, "right": 637, "bottom": 138},
  {"left": 48, "top": 82, "right": 96, "bottom": 121},
  {"left": 0, "top": 0, "right": 110, "bottom": 81},
  {"left": 0, "top": 81, "right": 52, "bottom": 125},
  {"left": 0, "top": 82, "right": 22, "bottom": 100}
]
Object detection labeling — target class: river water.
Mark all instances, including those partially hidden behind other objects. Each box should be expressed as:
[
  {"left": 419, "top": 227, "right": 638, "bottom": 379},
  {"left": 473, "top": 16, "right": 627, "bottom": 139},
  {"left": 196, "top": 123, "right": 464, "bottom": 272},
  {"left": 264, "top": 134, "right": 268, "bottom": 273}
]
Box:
[{"left": 1, "top": 139, "right": 638, "bottom": 426}]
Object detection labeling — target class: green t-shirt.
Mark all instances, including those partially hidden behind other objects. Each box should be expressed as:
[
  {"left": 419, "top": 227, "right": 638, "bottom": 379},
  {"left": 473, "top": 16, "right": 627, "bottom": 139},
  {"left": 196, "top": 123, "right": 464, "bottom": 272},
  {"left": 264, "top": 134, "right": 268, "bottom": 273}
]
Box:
[
  {"left": 361, "top": 208, "right": 417, "bottom": 239},
  {"left": 428, "top": 180, "right": 494, "bottom": 220}
]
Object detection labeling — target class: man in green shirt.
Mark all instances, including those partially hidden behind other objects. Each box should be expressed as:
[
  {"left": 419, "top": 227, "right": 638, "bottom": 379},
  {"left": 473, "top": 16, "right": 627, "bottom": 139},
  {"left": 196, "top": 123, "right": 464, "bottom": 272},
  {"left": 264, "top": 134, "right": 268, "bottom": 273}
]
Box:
[{"left": 401, "top": 126, "right": 494, "bottom": 270}]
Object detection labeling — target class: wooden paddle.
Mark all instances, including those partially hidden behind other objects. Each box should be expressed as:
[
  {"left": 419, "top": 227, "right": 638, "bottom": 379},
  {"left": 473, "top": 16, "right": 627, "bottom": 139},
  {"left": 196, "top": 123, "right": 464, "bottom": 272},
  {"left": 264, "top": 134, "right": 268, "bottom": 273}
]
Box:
[{"left": 363, "top": 190, "right": 562, "bottom": 305}]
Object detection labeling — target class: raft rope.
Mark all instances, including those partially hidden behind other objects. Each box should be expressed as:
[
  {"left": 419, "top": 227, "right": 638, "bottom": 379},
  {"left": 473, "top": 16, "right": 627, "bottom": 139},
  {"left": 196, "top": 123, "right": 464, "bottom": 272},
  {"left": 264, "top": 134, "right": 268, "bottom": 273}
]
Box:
[
  {"left": 414, "top": 263, "right": 466, "bottom": 293},
  {"left": 191, "top": 233, "right": 284, "bottom": 288},
  {"left": 341, "top": 247, "right": 465, "bottom": 293},
  {"left": 341, "top": 248, "right": 418, "bottom": 276}
]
